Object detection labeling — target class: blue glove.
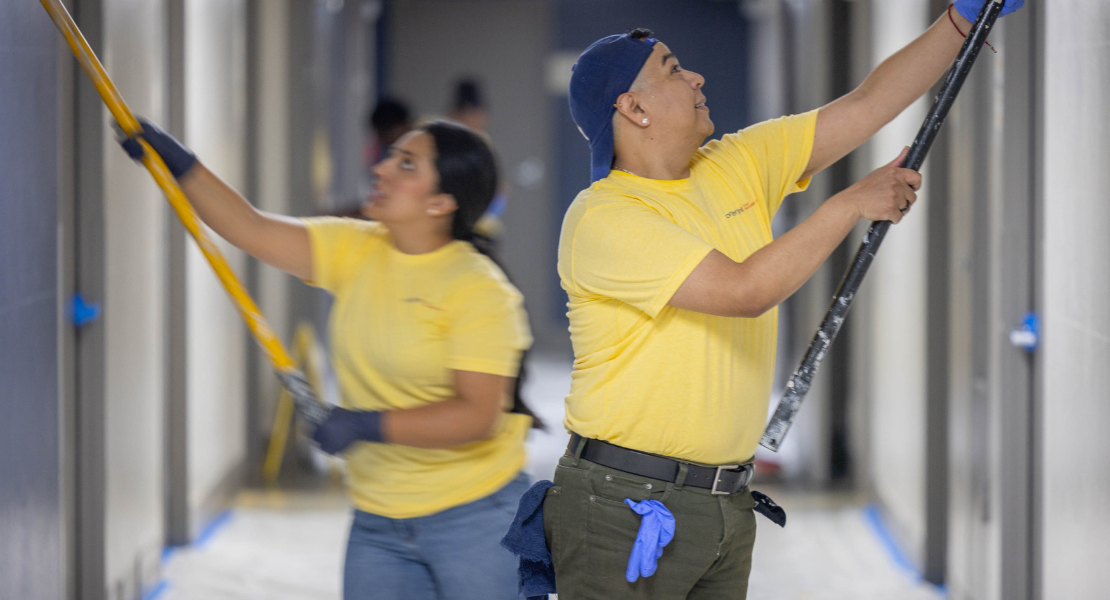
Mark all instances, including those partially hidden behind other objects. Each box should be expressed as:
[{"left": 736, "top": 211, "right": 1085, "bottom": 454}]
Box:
[
  {"left": 624, "top": 499, "right": 675, "bottom": 583},
  {"left": 953, "top": 0, "right": 1024, "bottom": 23},
  {"left": 118, "top": 118, "right": 197, "bottom": 179},
  {"left": 311, "top": 408, "right": 383, "bottom": 455}
]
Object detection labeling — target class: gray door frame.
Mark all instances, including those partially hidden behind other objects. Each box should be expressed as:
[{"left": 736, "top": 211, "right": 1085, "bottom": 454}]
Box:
[
  {"left": 243, "top": 0, "right": 263, "bottom": 488},
  {"left": 71, "top": 0, "right": 107, "bottom": 596},
  {"left": 944, "top": 6, "right": 1039, "bottom": 599},
  {"left": 57, "top": 1, "right": 79, "bottom": 597},
  {"left": 1029, "top": 2, "right": 1046, "bottom": 598},
  {"left": 924, "top": 2, "right": 954, "bottom": 587},
  {"left": 995, "top": 7, "right": 1039, "bottom": 600},
  {"left": 163, "top": 0, "right": 190, "bottom": 547}
]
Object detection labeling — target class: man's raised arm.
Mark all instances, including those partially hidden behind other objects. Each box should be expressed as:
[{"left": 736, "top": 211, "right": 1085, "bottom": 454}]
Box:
[{"left": 801, "top": 1, "right": 1018, "bottom": 180}]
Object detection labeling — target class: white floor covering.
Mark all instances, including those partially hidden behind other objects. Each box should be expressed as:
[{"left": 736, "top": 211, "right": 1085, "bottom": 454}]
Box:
[{"left": 161, "top": 354, "right": 944, "bottom": 600}]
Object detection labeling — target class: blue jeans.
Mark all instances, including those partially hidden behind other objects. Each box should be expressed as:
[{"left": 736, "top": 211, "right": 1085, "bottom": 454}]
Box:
[{"left": 343, "top": 472, "right": 529, "bottom": 600}]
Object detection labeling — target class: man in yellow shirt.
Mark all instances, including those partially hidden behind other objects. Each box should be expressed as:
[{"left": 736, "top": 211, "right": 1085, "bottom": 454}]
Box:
[{"left": 547, "top": 3, "right": 1023, "bottom": 597}]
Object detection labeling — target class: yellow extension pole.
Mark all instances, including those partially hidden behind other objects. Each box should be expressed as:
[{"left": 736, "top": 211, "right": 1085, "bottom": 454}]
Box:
[
  {"left": 42, "top": 0, "right": 296, "bottom": 374},
  {"left": 263, "top": 323, "right": 325, "bottom": 484}
]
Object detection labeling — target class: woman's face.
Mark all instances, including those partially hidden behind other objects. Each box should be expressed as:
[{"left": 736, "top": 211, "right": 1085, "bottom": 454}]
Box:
[{"left": 363, "top": 130, "right": 451, "bottom": 224}]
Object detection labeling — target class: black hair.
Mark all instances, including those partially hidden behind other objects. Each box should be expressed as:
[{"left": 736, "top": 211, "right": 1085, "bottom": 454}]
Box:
[
  {"left": 451, "top": 79, "right": 485, "bottom": 113},
  {"left": 369, "top": 98, "right": 412, "bottom": 135},
  {"left": 420, "top": 120, "right": 498, "bottom": 240},
  {"left": 419, "top": 119, "right": 543, "bottom": 429},
  {"left": 629, "top": 27, "right": 654, "bottom": 40}
]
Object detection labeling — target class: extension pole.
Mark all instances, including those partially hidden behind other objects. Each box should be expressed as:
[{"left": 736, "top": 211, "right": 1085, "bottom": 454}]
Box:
[
  {"left": 760, "top": 0, "right": 1003, "bottom": 451},
  {"left": 42, "top": 0, "right": 329, "bottom": 426}
]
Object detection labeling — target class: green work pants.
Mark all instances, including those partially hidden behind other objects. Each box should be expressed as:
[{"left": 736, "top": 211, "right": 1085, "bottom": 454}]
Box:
[{"left": 543, "top": 454, "right": 757, "bottom": 599}]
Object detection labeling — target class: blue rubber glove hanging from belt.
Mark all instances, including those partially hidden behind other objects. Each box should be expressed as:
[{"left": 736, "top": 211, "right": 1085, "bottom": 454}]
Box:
[{"left": 624, "top": 499, "right": 675, "bottom": 583}]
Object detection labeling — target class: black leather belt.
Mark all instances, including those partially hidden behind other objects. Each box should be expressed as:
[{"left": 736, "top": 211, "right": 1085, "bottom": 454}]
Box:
[{"left": 566, "top": 433, "right": 754, "bottom": 495}]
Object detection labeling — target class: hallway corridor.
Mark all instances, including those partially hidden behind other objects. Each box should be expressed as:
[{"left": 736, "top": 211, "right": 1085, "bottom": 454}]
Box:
[
  {"left": 159, "top": 358, "right": 944, "bottom": 600},
  {"left": 6, "top": 1, "right": 1108, "bottom": 598},
  {"left": 159, "top": 489, "right": 944, "bottom": 599}
]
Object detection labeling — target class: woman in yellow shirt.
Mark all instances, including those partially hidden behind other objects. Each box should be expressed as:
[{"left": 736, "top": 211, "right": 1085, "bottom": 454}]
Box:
[{"left": 121, "top": 119, "right": 534, "bottom": 599}]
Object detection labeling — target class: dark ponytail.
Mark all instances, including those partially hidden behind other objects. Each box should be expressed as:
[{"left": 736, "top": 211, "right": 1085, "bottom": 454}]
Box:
[{"left": 420, "top": 120, "right": 544, "bottom": 430}]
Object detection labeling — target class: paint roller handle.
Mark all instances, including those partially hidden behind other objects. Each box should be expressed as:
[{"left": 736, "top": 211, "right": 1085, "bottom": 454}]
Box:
[
  {"left": 276, "top": 370, "right": 388, "bottom": 456},
  {"left": 277, "top": 370, "right": 333, "bottom": 428},
  {"left": 759, "top": 0, "right": 1006, "bottom": 452}
]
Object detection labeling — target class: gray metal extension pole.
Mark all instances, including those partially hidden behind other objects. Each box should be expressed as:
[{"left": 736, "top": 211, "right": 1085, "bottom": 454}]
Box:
[{"left": 760, "top": 0, "right": 1004, "bottom": 452}]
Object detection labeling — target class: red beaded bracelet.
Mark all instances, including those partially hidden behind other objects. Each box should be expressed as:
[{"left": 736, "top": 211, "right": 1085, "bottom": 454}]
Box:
[{"left": 949, "top": 4, "right": 998, "bottom": 54}]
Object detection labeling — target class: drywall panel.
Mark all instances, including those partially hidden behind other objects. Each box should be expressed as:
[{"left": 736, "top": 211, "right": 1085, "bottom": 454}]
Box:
[
  {"left": 0, "top": 4, "right": 61, "bottom": 598},
  {"left": 252, "top": 0, "right": 293, "bottom": 449},
  {"left": 184, "top": 0, "right": 249, "bottom": 530},
  {"left": 864, "top": 0, "right": 931, "bottom": 569},
  {"left": 1040, "top": 2, "right": 1110, "bottom": 598},
  {"left": 101, "top": 0, "right": 168, "bottom": 595}
]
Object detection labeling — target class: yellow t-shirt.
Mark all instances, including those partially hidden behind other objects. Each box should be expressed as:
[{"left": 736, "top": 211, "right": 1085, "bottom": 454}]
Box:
[
  {"left": 304, "top": 217, "right": 533, "bottom": 518},
  {"left": 557, "top": 111, "right": 818, "bottom": 465}
]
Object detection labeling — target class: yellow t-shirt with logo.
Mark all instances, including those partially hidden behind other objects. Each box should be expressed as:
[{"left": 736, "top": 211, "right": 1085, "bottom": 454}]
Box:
[
  {"left": 304, "top": 217, "right": 533, "bottom": 518},
  {"left": 557, "top": 110, "right": 818, "bottom": 465}
]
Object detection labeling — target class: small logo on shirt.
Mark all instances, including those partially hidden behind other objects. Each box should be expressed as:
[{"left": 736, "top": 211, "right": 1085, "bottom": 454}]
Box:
[
  {"left": 403, "top": 298, "right": 444, "bottom": 311},
  {"left": 724, "top": 202, "right": 756, "bottom": 219}
]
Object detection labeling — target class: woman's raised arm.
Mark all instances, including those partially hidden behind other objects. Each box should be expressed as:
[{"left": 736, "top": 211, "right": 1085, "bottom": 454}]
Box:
[
  {"left": 120, "top": 120, "right": 313, "bottom": 280},
  {"left": 177, "top": 163, "right": 312, "bottom": 281}
]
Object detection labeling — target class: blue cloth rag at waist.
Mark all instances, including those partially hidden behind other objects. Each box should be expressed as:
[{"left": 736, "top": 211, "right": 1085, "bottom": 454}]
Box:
[{"left": 500, "top": 480, "right": 556, "bottom": 600}]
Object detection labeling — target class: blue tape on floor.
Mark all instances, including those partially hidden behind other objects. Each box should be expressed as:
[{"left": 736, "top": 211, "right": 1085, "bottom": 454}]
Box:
[
  {"left": 160, "top": 509, "right": 234, "bottom": 571},
  {"left": 141, "top": 579, "right": 169, "bottom": 600},
  {"left": 860, "top": 504, "right": 948, "bottom": 597},
  {"left": 193, "top": 509, "right": 234, "bottom": 548},
  {"left": 862, "top": 503, "right": 920, "bottom": 578}
]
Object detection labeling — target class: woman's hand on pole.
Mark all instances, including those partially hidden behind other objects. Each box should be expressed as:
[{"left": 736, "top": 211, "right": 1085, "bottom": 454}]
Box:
[
  {"left": 312, "top": 408, "right": 383, "bottom": 455},
  {"left": 118, "top": 118, "right": 197, "bottom": 179}
]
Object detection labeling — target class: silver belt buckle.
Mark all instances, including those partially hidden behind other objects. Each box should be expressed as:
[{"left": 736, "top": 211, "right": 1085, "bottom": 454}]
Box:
[{"left": 711, "top": 464, "right": 741, "bottom": 495}]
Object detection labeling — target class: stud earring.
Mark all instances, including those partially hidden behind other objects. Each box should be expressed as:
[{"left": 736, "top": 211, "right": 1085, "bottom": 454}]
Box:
[
  {"left": 641, "top": 118, "right": 648, "bottom": 124},
  {"left": 427, "top": 209, "right": 437, "bottom": 216}
]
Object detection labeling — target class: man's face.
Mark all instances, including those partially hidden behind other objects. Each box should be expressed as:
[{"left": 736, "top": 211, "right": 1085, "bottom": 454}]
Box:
[{"left": 632, "top": 42, "right": 713, "bottom": 142}]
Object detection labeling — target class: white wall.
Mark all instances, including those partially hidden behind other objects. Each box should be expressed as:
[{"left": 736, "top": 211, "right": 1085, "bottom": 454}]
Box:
[
  {"left": 184, "top": 0, "right": 249, "bottom": 524},
  {"left": 769, "top": 0, "right": 835, "bottom": 482},
  {"left": 101, "top": 0, "right": 167, "bottom": 596},
  {"left": 864, "top": 0, "right": 931, "bottom": 567},
  {"left": 253, "top": 0, "right": 293, "bottom": 435},
  {"left": 1040, "top": 1, "right": 1110, "bottom": 597}
]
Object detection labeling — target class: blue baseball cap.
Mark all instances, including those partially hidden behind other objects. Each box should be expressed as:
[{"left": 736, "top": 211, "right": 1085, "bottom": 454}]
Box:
[{"left": 569, "top": 32, "right": 658, "bottom": 183}]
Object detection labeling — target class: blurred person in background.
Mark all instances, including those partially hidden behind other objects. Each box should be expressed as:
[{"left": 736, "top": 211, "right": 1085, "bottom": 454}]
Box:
[
  {"left": 549, "top": 1, "right": 1025, "bottom": 598},
  {"left": 121, "top": 118, "right": 537, "bottom": 600},
  {"left": 448, "top": 78, "right": 507, "bottom": 243},
  {"left": 367, "top": 97, "right": 414, "bottom": 166},
  {"left": 447, "top": 78, "right": 489, "bottom": 133},
  {"left": 333, "top": 97, "right": 415, "bottom": 220}
]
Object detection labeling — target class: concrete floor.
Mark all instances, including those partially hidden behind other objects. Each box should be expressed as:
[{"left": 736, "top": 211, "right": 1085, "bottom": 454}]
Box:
[{"left": 161, "top": 355, "right": 944, "bottom": 600}]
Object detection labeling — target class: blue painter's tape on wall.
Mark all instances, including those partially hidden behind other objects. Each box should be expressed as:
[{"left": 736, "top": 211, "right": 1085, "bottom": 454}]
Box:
[
  {"left": 71, "top": 292, "right": 101, "bottom": 328},
  {"left": 1009, "top": 311, "right": 1039, "bottom": 353}
]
